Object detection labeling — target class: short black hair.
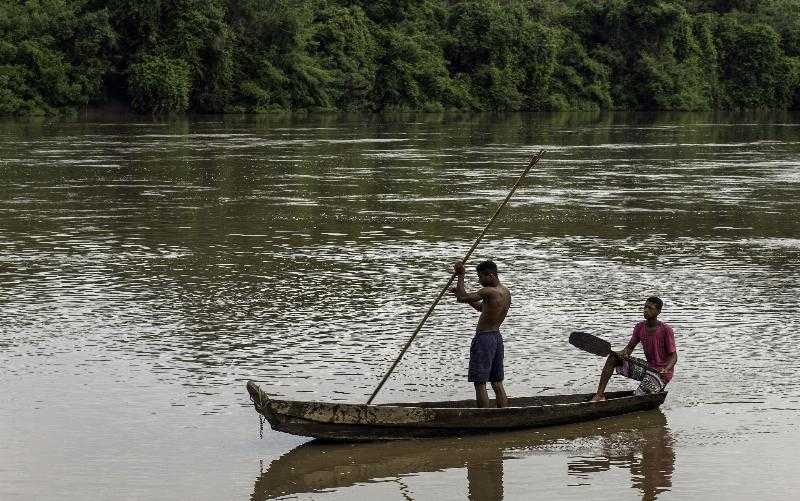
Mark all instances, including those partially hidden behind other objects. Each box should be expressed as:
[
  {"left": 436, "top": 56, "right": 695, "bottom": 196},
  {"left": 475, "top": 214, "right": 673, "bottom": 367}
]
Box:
[
  {"left": 476, "top": 260, "right": 498, "bottom": 274},
  {"left": 646, "top": 296, "right": 663, "bottom": 310}
]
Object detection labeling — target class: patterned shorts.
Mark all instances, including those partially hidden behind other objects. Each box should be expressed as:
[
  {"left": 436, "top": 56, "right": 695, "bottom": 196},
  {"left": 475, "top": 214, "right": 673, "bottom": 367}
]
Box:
[{"left": 615, "top": 357, "right": 665, "bottom": 395}]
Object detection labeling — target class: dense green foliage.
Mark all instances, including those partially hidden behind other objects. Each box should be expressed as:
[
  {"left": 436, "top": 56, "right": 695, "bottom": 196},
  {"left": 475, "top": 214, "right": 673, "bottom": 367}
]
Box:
[
  {"left": 128, "top": 55, "right": 192, "bottom": 113},
  {"left": 0, "top": 0, "right": 114, "bottom": 115},
  {"left": 3, "top": 0, "right": 800, "bottom": 114}
]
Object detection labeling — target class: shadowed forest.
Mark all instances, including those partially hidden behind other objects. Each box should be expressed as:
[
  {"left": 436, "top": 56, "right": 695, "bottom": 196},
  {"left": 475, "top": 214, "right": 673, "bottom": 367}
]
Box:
[{"left": 2, "top": 0, "right": 800, "bottom": 115}]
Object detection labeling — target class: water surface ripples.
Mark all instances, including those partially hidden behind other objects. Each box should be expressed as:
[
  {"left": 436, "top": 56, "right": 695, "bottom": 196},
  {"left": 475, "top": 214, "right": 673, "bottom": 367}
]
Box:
[{"left": 1, "top": 113, "right": 799, "bottom": 500}]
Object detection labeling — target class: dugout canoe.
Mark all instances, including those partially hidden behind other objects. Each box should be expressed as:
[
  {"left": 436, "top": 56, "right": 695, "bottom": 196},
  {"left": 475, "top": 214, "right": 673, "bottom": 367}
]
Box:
[{"left": 245, "top": 381, "right": 667, "bottom": 441}]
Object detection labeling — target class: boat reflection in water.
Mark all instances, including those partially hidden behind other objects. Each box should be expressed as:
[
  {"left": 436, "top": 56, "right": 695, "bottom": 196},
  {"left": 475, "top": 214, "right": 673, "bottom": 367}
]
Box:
[{"left": 252, "top": 410, "right": 674, "bottom": 500}]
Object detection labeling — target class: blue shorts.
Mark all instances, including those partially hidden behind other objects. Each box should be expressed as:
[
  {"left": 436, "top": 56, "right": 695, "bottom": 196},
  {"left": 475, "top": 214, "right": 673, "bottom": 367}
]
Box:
[{"left": 468, "top": 330, "right": 504, "bottom": 383}]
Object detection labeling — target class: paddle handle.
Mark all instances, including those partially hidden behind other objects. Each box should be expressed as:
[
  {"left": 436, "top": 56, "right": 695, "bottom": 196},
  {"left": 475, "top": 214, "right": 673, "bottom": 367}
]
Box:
[
  {"left": 604, "top": 348, "right": 658, "bottom": 376},
  {"left": 569, "top": 331, "right": 657, "bottom": 373},
  {"left": 366, "top": 150, "right": 545, "bottom": 405}
]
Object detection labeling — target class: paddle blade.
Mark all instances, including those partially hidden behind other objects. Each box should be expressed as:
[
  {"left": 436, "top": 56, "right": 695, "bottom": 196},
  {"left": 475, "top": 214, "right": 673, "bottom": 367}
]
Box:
[{"left": 569, "top": 331, "right": 612, "bottom": 357}]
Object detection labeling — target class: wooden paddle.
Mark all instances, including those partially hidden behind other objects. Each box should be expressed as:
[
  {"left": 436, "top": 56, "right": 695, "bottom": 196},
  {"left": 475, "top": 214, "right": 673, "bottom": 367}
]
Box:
[
  {"left": 568, "top": 331, "right": 650, "bottom": 370},
  {"left": 366, "top": 150, "right": 545, "bottom": 405}
]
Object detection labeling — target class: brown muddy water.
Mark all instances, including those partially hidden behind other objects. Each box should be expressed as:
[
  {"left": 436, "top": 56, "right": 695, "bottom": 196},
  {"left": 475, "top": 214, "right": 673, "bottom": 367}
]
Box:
[{"left": 1, "top": 112, "right": 799, "bottom": 500}]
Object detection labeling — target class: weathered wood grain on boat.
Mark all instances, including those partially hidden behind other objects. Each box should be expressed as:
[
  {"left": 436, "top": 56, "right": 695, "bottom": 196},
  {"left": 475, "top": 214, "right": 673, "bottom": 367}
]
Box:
[{"left": 246, "top": 381, "right": 667, "bottom": 441}]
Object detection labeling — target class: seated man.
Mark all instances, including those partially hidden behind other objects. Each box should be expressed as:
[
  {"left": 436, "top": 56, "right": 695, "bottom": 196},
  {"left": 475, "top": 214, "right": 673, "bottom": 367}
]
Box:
[{"left": 591, "top": 296, "right": 677, "bottom": 401}]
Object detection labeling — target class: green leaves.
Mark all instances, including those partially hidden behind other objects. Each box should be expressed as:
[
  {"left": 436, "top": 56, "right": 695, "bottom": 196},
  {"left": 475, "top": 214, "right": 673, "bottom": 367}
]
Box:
[
  {"left": 128, "top": 55, "right": 192, "bottom": 114},
  {"left": 228, "top": 0, "right": 331, "bottom": 111},
  {"left": 445, "top": 1, "right": 558, "bottom": 110},
  {"left": 0, "top": 0, "right": 114, "bottom": 115},
  {"left": 2, "top": 0, "right": 800, "bottom": 114},
  {"left": 312, "top": 4, "right": 378, "bottom": 110},
  {"left": 716, "top": 19, "right": 799, "bottom": 108}
]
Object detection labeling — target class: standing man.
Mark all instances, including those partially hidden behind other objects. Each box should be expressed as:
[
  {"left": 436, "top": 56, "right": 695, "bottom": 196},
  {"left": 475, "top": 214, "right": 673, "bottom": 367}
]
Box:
[
  {"left": 451, "top": 260, "right": 511, "bottom": 408},
  {"left": 591, "top": 296, "right": 678, "bottom": 401}
]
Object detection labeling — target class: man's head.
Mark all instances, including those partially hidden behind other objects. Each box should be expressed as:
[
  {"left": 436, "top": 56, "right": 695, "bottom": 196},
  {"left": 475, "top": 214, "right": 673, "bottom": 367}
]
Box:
[
  {"left": 643, "top": 296, "right": 663, "bottom": 320},
  {"left": 476, "top": 260, "right": 499, "bottom": 286}
]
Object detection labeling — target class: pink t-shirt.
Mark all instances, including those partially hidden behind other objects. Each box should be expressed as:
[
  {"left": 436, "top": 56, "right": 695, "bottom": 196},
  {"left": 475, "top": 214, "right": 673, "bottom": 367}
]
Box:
[{"left": 630, "top": 321, "right": 677, "bottom": 382}]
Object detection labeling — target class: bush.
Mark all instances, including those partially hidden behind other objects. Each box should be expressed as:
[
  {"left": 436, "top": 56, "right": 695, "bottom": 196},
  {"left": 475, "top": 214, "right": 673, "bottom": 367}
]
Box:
[
  {"left": 311, "top": 4, "right": 378, "bottom": 110},
  {"left": 128, "top": 55, "right": 191, "bottom": 114},
  {"left": 716, "top": 18, "right": 799, "bottom": 108},
  {"left": 0, "top": 0, "right": 113, "bottom": 115},
  {"left": 371, "top": 26, "right": 466, "bottom": 110},
  {"left": 445, "top": 0, "right": 558, "bottom": 110}
]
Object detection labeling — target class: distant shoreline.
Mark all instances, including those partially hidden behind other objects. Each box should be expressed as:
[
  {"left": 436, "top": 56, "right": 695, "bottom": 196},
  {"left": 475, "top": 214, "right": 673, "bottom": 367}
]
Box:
[{"left": 3, "top": 1, "right": 800, "bottom": 116}]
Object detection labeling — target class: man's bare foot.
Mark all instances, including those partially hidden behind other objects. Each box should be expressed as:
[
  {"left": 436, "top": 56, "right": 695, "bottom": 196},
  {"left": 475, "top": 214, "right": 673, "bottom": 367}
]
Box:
[{"left": 590, "top": 393, "right": 606, "bottom": 402}]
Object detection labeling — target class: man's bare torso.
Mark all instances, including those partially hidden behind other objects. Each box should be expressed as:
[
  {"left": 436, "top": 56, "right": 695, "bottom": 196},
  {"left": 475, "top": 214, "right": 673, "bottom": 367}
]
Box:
[{"left": 476, "top": 284, "right": 511, "bottom": 331}]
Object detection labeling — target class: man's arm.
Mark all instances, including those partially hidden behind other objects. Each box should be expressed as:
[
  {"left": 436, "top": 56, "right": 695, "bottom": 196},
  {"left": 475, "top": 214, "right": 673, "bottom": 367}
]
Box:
[
  {"left": 658, "top": 325, "right": 678, "bottom": 376},
  {"left": 455, "top": 289, "right": 487, "bottom": 304},
  {"left": 615, "top": 339, "right": 639, "bottom": 359},
  {"left": 658, "top": 351, "right": 678, "bottom": 377},
  {"left": 614, "top": 323, "right": 643, "bottom": 359},
  {"left": 450, "top": 261, "right": 486, "bottom": 309}
]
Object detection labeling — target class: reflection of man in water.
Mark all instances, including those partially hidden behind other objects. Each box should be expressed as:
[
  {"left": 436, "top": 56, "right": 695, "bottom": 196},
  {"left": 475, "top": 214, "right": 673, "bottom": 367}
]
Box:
[
  {"left": 631, "top": 425, "right": 675, "bottom": 501},
  {"left": 568, "top": 412, "right": 675, "bottom": 501},
  {"left": 591, "top": 297, "right": 678, "bottom": 401},
  {"left": 451, "top": 260, "right": 510, "bottom": 408},
  {"left": 467, "top": 457, "right": 503, "bottom": 501}
]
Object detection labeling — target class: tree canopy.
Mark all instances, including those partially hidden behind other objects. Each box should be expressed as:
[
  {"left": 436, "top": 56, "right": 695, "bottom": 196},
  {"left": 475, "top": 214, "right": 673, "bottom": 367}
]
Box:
[{"left": 2, "top": 0, "right": 800, "bottom": 114}]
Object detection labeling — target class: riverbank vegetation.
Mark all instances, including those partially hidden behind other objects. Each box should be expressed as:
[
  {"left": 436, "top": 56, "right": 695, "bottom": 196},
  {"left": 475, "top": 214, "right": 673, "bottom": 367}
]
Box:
[{"left": 2, "top": 0, "right": 800, "bottom": 115}]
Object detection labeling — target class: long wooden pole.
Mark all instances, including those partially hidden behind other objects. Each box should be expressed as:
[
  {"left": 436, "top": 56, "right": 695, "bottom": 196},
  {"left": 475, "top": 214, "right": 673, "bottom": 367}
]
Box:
[{"left": 366, "top": 150, "right": 545, "bottom": 404}]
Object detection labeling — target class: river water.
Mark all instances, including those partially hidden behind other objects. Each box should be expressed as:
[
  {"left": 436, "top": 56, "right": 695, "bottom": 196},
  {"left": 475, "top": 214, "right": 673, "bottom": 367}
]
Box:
[{"left": 1, "top": 112, "right": 799, "bottom": 500}]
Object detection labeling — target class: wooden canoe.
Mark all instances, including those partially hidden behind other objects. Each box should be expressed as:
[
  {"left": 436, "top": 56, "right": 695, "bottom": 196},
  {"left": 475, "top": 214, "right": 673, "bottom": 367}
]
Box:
[{"left": 246, "top": 381, "right": 667, "bottom": 441}]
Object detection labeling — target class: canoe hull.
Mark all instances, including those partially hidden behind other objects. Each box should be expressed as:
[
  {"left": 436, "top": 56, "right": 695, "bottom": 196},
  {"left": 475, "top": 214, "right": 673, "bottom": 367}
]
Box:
[{"left": 246, "top": 381, "right": 667, "bottom": 441}]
